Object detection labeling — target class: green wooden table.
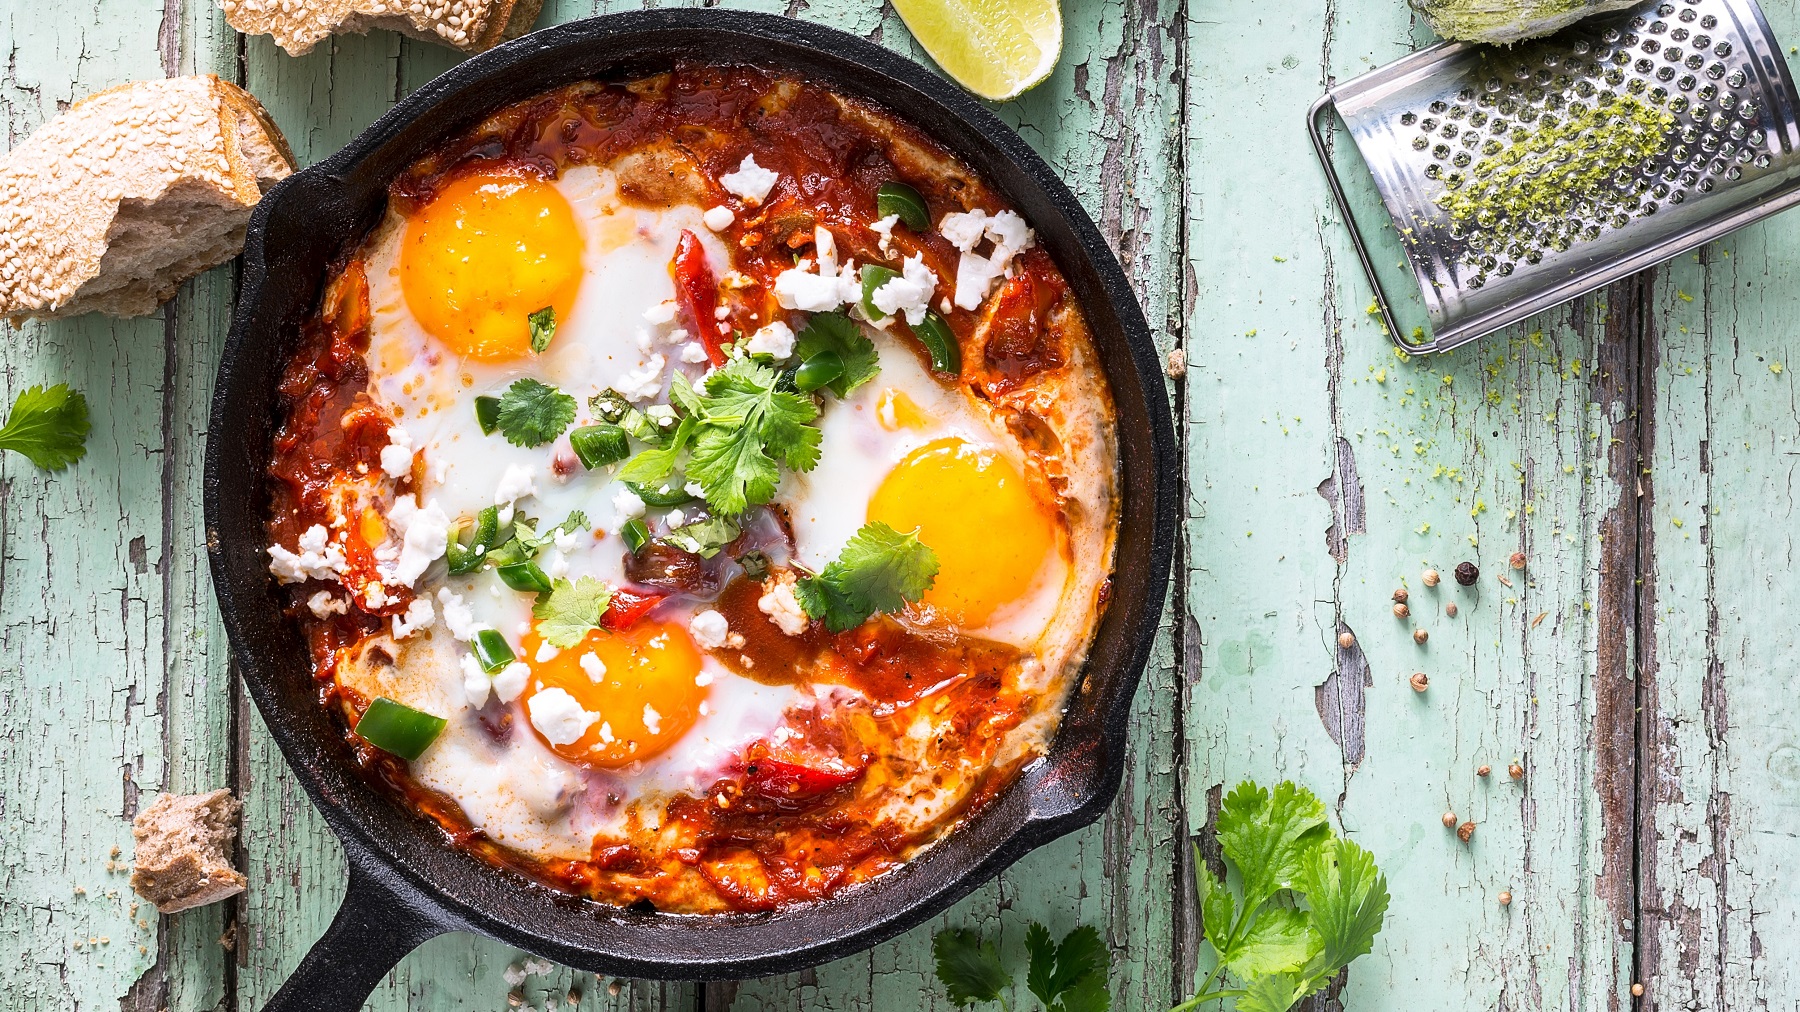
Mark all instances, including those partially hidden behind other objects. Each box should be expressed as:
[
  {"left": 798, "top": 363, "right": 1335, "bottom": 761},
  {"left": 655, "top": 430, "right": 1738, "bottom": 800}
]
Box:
[{"left": 4, "top": 0, "right": 1796, "bottom": 1006}]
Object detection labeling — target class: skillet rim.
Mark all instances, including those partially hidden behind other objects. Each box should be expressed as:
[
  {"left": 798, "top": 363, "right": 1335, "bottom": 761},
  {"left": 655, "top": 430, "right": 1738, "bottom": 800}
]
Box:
[{"left": 206, "top": 7, "right": 1178, "bottom": 981}]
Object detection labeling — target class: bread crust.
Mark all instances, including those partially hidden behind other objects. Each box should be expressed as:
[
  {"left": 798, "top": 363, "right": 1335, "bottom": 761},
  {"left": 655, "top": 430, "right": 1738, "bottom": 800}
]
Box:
[
  {"left": 129, "top": 789, "right": 248, "bottom": 915},
  {"left": 0, "top": 75, "right": 295, "bottom": 323},
  {"left": 219, "top": 0, "right": 544, "bottom": 56}
]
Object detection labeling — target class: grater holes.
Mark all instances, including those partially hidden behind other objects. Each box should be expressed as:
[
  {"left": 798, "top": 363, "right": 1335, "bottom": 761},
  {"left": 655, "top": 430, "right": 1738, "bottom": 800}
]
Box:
[
  {"left": 1400, "top": 111, "right": 1417, "bottom": 125},
  {"left": 1414, "top": 136, "right": 1430, "bottom": 151},
  {"left": 1714, "top": 40, "right": 1733, "bottom": 57},
  {"left": 1678, "top": 5, "right": 1697, "bottom": 20},
  {"left": 1725, "top": 68, "right": 1748, "bottom": 88},
  {"left": 1429, "top": 100, "right": 1448, "bottom": 113},
  {"left": 1649, "top": 19, "right": 1669, "bottom": 34},
  {"left": 1671, "top": 27, "right": 1689, "bottom": 41},
  {"left": 1692, "top": 33, "right": 1711, "bottom": 47},
  {"left": 1602, "top": 27, "right": 1622, "bottom": 42},
  {"left": 1754, "top": 152, "right": 1772, "bottom": 168}
]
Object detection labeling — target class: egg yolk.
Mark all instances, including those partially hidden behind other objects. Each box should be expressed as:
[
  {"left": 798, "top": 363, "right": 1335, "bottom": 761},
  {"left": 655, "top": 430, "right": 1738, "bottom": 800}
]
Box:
[
  {"left": 867, "top": 437, "right": 1056, "bottom": 626},
  {"left": 399, "top": 168, "right": 584, "bottom": 361},
  {"left": 519, "top": 620, "right": 706, "bottom": 768}
]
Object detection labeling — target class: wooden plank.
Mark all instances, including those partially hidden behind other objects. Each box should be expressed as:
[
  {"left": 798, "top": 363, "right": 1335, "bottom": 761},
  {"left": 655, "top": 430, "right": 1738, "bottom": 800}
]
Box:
[
  {"left": 1637, "top": 14, "right": 1800, "bottom": 1005},
  {"left": 1180, "top": 0, "right": 1641, "bottom": 1007},
  {"left": 0, "top": 2, "right": 240, "bottom": 1009}
]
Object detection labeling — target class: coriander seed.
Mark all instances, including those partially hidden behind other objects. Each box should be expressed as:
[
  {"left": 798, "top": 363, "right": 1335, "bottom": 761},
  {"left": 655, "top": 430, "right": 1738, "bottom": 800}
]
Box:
[
  {"left": 1477, "top": 764, "right": 1492, "bottom": 777},
  {"left": 1393, "top": 587, "right": 1409, "bottom": 603},
  {"left": 1423, "top": 568, "right": 1441, "bottom": 587},
  {"left": 1510, "top": 551, "right": 1527, "bottom": 570},
  {"left": 1410, "top": 672, "right": 1429, "bottom": 692},
  {"left": 1457, "top": 820, "right": 1476, "bottom": 843},
  {"left": 1414, "top": 627, "right": 1429, "bottom": 644},
  {"left": 1498, "top": 890, "right": 1513, "bottom": 906},
  {"left": 1394, "top": 602, "right": 1410, "bottom": 618},
  {"left": 1445, "top": 602, "right": 1459, "bottom": 617},
  {"left": 1442, "top": 811, "right": 1457, "bottom": 827},
  {"left": 1631, "top": 983, "right": 1645, "bottom": 997},
  {"left": 1509, "top": 763, "right": 1525, "bottom": 780},
  {"left": 1455, "top": 561, "right": 1479, "bottom": 586},
  {"left": 1338, "top": 631, "right": 1357, "bottom": 649}
]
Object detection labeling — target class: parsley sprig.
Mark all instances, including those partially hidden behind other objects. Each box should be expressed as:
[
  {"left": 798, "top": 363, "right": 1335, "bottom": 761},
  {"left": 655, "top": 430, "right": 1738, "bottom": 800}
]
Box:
[
  {"left": 794, "top": 522, "right": 939, "bottom": 632},
  {"left": 933, "top": 922, "right": 1110, "bottom": 1012},
  {"left": 620, "top": 358, "right": 821, "bottom": 517},
  {"left": 1173, "top": 780, "right": 1390, "bottom": 1012},
  {"left": 0, "top": 383, "right": 91, "bottom": 471}
]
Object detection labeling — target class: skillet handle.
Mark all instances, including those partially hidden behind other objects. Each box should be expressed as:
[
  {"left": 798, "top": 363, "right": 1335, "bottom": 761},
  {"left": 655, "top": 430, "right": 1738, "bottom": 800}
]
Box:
[{"left": 260, "top": 848, "right": 448, "bottom": 1011}]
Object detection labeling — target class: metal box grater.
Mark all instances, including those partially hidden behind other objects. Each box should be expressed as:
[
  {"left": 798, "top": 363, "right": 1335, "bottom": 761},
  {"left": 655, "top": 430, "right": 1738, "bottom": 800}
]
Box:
[{"left": 1310, "top": 0, "right": 1800, "bottom": 354}]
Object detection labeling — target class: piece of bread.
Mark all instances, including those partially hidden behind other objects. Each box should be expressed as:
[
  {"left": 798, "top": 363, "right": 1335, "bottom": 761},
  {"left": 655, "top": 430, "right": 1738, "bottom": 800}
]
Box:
[
  {"left": 0, "top": 75, "right": 295, "bottom": 324},
  {"left": 129, "top": 789, "right": 249, "bottom": 915},
  {"left": 219, "top": 0, "right": 544, "bottom": 56}
]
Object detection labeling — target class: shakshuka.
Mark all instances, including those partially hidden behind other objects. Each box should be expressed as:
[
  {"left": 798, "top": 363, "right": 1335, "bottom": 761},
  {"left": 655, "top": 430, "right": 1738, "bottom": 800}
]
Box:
[{"left": 265, "top": 64, "right": 1118, "bottom": 913}]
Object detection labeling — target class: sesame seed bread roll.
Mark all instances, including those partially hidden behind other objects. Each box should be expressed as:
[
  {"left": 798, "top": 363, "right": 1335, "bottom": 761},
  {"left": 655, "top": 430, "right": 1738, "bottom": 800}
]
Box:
[
  {"left": 0, "top": 75, "right": 295, "bottom": 324},
  {"left": 219, "top": 0, "right": 545, "bottom": 56}
]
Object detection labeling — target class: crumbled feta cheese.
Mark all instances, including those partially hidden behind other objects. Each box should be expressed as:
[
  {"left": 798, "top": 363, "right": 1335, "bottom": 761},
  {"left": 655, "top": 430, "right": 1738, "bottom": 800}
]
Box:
[
  {"left": 870, "top": 213, "right": 900, "bottom": 256},
  {"left": 745, "top": 320, "right": 796, "bottom": 359},
  {"left": 683, "top": 481, "right": 706, "bottom": 498},
  {"left": 267, "top": 524, "right": 348, "bottom": 584},
  {"left": 545, "top": 551, "right": 570, "bottom": 579},
  {"left": 643, "top": 300, "right": 678, "bottom": 325},
  {"left": 679, "top": 341, "right": 711, "bottom": 364},
  {"left": 644, "top": 404, "right": 676, "bottom": 427},
  {"left": 665, "top": 507, "right": 687, "bottom": 529},
  {"left": 379, "top": 424, "right": 415, "bottom": 478},
  {"left": 703, "top": 205, "right": 735, "bottom": 231},
  {"left": 987, "top": 210, "right": 1032, "bottom": 250},
  {"left": 493, "top": 465, "right": 537, "bottom": 510},
  {"left": 364, "top": 583, "right": 392, "bottom": 609},
  {"left": 635, "top": 328, "right": 654, "bottom": 353},
  {"left": 939, "top": 209, "right": 992, "bottom": 252},
  {"left": 814, "top": 226, "right": 839, "bottom": 276},
  {"left": 492, "top": 660, "right": 530, "bottom": 703},
  {"left": 689, "top": 609, "right": 730, "bottom": 649},
  {"left": 436, "top": 589, "right": 480, "bottom": 641},
  {"left": 461, "top": 653, "right": 491, "bottom": 708},
  {"left": 758, "top": 579, "right": 809, "bottom": 636},
  {"left": 528, "top": 687, "right": 599, "bottom": 746},
  {"left": 611, "top": 353, "right": 667, "bottom": 403},
  {"left": 533, "top": 640, "right": 560, "bottom": 663},
  {"left": 579, "top": 653, "right": 607, "bottom": 682},
  {"left": 553, "top": 528, "right": 580, "bottom": 553},
  {"left": 774, "top": 265, "right": 847, "bottom": 312},
  {"left": 642, "top": 705, "right": 662, "bottom": 735},
  {"left": 695, "top": 671, "right": 714, "bottom": 687},
  {"left": 719, "top": 154, "right": 778, "bottom": 204},
  {"left": 597, "top": 721, "right": 616, "bottom": 744},
  {"left": 384, "top": 495, "right": 451, "bottom": 587},
  {"left": 613, "top": 486, "right": 646, "bottom": 520},
  {"left": 872, "top": 254, "right": 938, "bottom": 325},
  {"left": 954, "top": 249, "right": 1008, "bottom": 310},
  {"left": 391, "top": 598, "right": 435, "bottom": 640},
  {"left": 307, "top": 590, "right": 348, "bottom": 618}
]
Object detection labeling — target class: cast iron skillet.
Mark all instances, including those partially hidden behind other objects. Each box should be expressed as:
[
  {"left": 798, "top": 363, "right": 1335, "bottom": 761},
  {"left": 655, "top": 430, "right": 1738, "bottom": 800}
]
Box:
[{"left": 205, "top": 10, "right": 1176, "bottom": 1009}]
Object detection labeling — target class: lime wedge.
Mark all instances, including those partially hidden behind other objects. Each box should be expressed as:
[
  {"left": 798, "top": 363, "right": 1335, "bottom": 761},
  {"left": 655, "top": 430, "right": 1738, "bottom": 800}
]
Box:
[{"left": 892, "top": 0, "right": 1063, "bottom": 101}]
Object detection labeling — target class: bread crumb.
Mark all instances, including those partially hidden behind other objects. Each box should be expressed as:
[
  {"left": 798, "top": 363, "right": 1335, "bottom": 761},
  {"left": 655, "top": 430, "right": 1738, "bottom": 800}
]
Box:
[{"left": 129, "top": 789, "right": 248, "bottom": 914}]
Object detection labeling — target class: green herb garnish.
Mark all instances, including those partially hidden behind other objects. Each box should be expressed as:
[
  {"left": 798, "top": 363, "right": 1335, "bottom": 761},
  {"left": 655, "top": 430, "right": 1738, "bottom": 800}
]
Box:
[
  {"left": 662, "top": 515, "right": 741, "bottom": 559},
  {"left": 794, "top": 312, "right": 879, "bottom": 398},
  {"left": 1172, "top": 780, "right": 1390, "bottom": 1012},
  {"left": 0, "top": 383, "right": 90, "bottom": 472},
  {"left": 620, "top": 518, "right": 650, "bottom": 553},
  {"left": 932, "top": 922, "right": 1110, "bottom": 1011},
  {"left": 794, "top": 521, "right": 938, "bottom": 632},
  {"left": 528, "top": 306, "right": 557, "bottom": 354},
  {"left": 493, "top": 378, "right": 576, "bottom": 447},
  {"left": 677, "top": 361, "right": 822, "bottom": 516},
  {"left": 531, "top": 576, "right": 614, "bottom": 649}
]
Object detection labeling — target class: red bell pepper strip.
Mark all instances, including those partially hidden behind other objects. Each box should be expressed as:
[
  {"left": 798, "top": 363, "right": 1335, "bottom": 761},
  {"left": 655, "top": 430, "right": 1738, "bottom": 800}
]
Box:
[
  {"left": 671, "top": 230, "right": 725, "bottom": 366},
  {"left": 601, "top": 587, "right": 668, "bottom": 631},
  {"left": 743, "top": 750, "right": 865, "bottom": 798}
]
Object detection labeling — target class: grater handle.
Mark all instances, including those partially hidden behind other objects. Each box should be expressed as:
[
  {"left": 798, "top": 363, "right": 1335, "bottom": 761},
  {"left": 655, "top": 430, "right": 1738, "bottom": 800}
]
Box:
[{"left": 1306, "top": 94, "right": 1418, "bottom": 354}]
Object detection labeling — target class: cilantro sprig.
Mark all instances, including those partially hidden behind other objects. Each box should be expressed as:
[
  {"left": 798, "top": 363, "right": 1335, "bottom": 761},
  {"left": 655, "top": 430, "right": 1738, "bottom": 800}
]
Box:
[
  {"left": 493, "top": 378, "right": 576, "bottom": 447},
  {"left": 794, "top": 311, "right": 879, "bottom": 398},
  {"left": 933, "top": 922, "right": 1110, "bottom": 1012},
  {"left": 1173, "top": 780, "right": 1390, "bottom": 1012},
  {"left": 531, "top": 576, "right": 613, "bottom": 649},
  {"left": 0, "top": 383, "right": 91, "bottom": 471},
  {"left": 794, "top": 522, "right": 939, "bottom": 632}
]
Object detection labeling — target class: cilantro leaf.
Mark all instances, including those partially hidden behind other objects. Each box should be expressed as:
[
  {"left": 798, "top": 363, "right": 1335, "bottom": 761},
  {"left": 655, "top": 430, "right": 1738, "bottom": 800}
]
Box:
[
  {"left": 0, "top": 383, "right": 90, "bottom": 471},
  {"left": 932, "top": 928, "right": 1009, "bottom": 1006},
  {"left": 794, "top": 311, "right": 880, "bottom": 397},
  {"left": 1296, "top": 837, "right": 1389, "bottom": 988},
  {"left": 494, "top": 378, "right": 577, "bottom": 447},
  {"left": 1025, "top": 923, "right": 1059, "bottom": 1005},
  {"left": 1225, "top": 905, "right": 1320, "bottom": 978},
  {"left": 1216, "top": 781, "right": 1330, "bottom": 911},
  {"left": 528, "top": 306, "right": 556, "bottom": 354},
  {"left": 685, "top": 359, "right": 820, "bottom": 515},
  {"left": 1230, "top": 970, "right": 1308, "bottom": 1012},
  {"left": 618, "top": 416, "right": 694, "bottom": 486},
  {"left": 794, "top": 522, "right": 939, "bottom": 632},
  {"left": 1194, "top": 850, "right": 1238, "bottom": 957},
  {"left": 531, "top": 577, "right": 613, "bottom": 648},
  {"left": 663, "top": 515, "right": 741, "bottom": 559}
]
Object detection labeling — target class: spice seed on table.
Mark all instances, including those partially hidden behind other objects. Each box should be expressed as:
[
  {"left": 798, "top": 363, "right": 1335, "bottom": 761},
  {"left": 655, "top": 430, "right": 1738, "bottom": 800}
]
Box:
[
  {"left": 1510, "top": 551, "right": 1527, "bottom": 570},
  {"left": 1498, "top": 891, "right": 1513, "bottom": 906},
  {"left": 1509, "top": 763, "right": 1525, "bottom": 780},
  {"left": 1442, "top": 811, "right": 1458, "bottom": 827},
  {"left": 1458, "top": 821, "right": 1477, "bottom": 843},
  {"left": 1477, "top": 764, "right": 1492, "bottom": 777},
  {"left": 1423, "top": 567, "right": 1441, "bottom": 587},
  {"left": 1414, "top": 627, "right": 1429, "bottom": 644},
  {"left": 1632, "top": 984, "right": 1646, "bottom": 997},
  {"left": 1445, "top": 602, "right": 1458, "bottom": 617},
  {"left": 1338, "top": 630, "right": 1357, "bottom": 648},
  {"left": 1455, "top": 561, "right": 1479, "bottom": 586},
  {"left": 1410, "top": 672, "right": 1430, "bottom": 692},
  {"left": 1394, "top": 602, "right": 1410, "bottom": 618},
  {"left": 1393, "top": 587, "right": 1409, "bottom": 603}
]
